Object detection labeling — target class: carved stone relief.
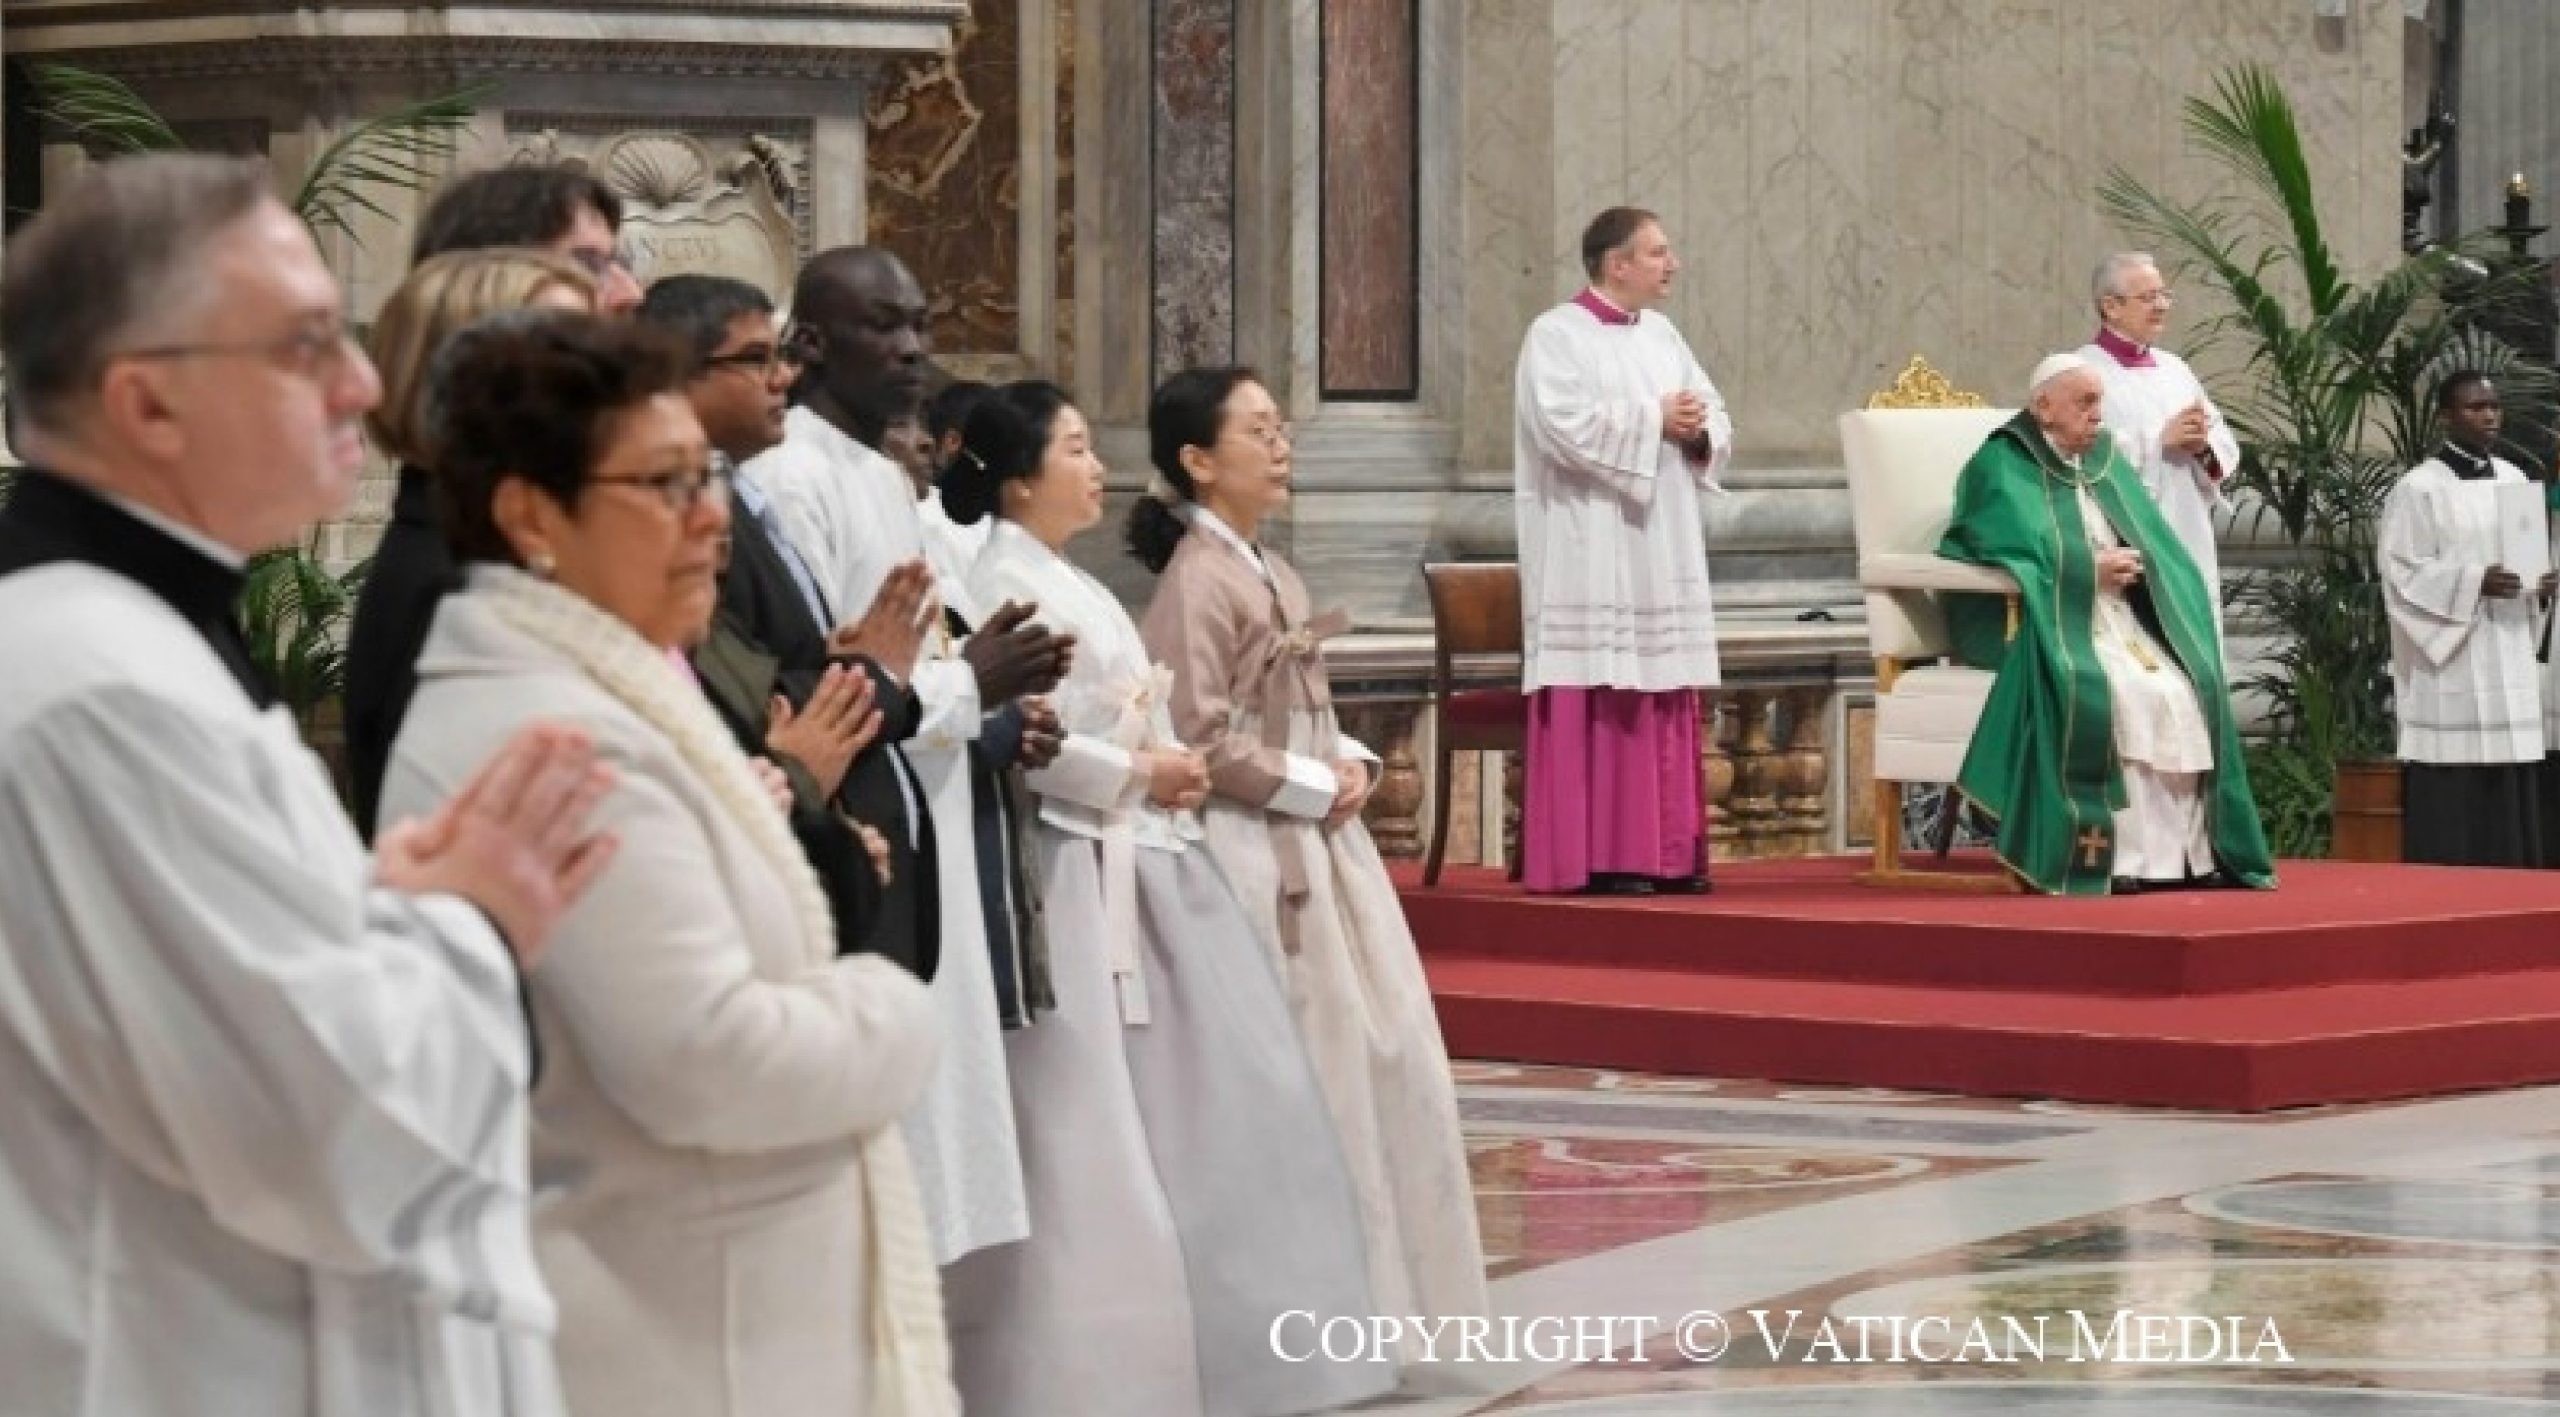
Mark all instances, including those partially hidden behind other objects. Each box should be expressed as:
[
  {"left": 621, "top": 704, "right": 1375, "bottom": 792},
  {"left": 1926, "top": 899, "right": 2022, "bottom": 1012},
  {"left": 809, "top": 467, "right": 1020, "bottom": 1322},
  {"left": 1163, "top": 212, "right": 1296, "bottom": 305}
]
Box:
[{"left": 505, "top": 124, "right": 809, "bottom": 301}]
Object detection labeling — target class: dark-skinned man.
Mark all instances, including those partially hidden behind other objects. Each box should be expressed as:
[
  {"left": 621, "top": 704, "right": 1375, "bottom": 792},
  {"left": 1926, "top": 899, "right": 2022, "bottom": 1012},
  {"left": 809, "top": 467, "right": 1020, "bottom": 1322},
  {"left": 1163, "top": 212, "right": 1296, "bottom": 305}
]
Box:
[{"left": 748, "top": 246, "right": 1069, "bottom": 1274}]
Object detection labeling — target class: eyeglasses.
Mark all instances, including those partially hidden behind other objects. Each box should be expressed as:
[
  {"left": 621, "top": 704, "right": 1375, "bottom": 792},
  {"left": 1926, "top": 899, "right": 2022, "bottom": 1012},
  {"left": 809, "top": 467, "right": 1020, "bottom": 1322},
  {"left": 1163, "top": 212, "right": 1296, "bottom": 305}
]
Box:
[
  {"left": 564, "top": 242, "right": 642, "bottom": 283},
  {"left": 1227, "top": 420, "right": 1293, "bottom": 451},
  {"left": 701, "top": 346, "right": 783, "bottom": 378},
  {"left": 2111, "top": 288, "right": 2175, "bottom": 308},
  {"left": 590, "top": 451, "right": 734, "bottom": 515},
  {"left": 116, "top": 317, "right": 360, "bottom": 383}
]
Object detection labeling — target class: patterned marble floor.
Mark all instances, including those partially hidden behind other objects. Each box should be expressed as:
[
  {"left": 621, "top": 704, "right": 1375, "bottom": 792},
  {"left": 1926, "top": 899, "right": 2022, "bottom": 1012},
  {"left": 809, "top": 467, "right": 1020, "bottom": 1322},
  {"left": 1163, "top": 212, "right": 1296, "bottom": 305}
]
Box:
[{"left": 1351, "top": 1064, "right": 2560, "bottom": 1414}]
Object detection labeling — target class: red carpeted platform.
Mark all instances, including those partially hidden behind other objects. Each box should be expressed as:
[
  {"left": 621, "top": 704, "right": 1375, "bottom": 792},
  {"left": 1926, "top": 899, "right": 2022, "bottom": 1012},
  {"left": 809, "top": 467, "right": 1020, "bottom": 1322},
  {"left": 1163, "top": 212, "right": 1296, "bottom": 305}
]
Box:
[{"left": 1403, "top": 855, "right": 2560, "bottom": 1111}]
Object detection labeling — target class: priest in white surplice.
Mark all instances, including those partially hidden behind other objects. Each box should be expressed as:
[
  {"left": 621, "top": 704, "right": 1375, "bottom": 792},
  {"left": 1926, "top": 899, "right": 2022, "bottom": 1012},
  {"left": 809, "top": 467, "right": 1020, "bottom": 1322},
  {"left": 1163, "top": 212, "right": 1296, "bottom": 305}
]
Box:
[
  {"left": 752, "top": 246, "right": 1072, "bottom": 1265},
  {"left": 0, "top": 155, "right": 614, "bottom": 1417},
  {"left": 2380, "top": 370, "right": 2556, "bottom": 867},
  {"left": 1513, "top": 205, "right": 1729, "bottom": 895},
  {"left": 2080, "top": 252, "right": 2242, "bottom": 646}
]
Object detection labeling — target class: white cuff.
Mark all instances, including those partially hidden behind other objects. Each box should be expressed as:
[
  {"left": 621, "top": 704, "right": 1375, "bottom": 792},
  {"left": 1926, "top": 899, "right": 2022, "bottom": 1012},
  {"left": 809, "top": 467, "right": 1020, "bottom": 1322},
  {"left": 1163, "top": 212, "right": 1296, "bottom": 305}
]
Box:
[
  {"left": 1268, "top": 752, "right": 1340, "bottom": 820},
  {"left": 1028, "top": 733, "right": 1141, "bottom": 812}
]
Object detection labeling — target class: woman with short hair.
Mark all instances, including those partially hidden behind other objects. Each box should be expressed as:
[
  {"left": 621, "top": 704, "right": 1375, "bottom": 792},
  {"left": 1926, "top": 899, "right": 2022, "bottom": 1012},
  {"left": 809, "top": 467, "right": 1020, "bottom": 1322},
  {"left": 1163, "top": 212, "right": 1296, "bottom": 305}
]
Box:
[{"left": 379, "top": 312, "right": 953, "bottom": 1417}]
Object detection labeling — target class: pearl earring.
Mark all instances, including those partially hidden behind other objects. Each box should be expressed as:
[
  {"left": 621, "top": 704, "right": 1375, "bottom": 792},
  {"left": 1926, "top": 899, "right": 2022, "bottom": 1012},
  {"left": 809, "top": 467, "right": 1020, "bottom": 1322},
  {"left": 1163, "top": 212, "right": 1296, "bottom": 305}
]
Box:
[{"left": 528, "top": 551, "right": 556, "bottom": 579}]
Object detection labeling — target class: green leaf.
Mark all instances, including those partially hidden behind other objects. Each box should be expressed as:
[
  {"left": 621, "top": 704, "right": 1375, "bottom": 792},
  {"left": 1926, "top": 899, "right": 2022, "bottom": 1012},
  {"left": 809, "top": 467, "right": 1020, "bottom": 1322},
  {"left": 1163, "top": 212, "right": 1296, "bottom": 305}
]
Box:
[
  {"left": 27, "top": 64, "right": 185, "bottom": 155},
  {"left": 293, "top": 83, "right": 492, "bottom": 248},
  {"left": 2097, "top": 64, "right": 2559, "bottom": 858}
]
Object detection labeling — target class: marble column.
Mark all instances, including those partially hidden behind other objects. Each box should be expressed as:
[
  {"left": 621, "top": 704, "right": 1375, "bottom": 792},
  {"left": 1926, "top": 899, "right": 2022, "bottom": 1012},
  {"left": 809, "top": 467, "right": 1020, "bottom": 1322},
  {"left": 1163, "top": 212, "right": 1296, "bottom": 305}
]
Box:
[
  {"left": 1152, "top": 0, "right": 1236, "bottom": 378},
  {"left": 1318, "top": 0, "right": 1418, "bottom": 398}
]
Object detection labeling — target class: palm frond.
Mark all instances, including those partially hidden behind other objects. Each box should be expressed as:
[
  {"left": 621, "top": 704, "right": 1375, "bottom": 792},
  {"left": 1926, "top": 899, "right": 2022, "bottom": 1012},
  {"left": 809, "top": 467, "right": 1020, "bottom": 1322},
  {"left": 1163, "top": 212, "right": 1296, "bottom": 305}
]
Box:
[
  {"left": 294, "top": 83, "right": 492, "bottom": 246},
  {"left": 27, "top": 64, "right": 184, "bottom": 155},
  {"left": 2183, "top": 64, "right": 2343, "bottom": 315}
]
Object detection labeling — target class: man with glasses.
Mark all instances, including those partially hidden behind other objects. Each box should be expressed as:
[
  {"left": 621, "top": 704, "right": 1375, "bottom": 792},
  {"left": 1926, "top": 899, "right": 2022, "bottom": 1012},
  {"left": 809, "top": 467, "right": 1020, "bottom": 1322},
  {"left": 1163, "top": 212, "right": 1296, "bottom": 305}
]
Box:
[
  {"left": 410, "top": 164, "right": 645, "bottom": 313},
  {"left": 0, "top": 153, "right": 615, "bottom": 1417},
  {"left": 636, "top": 275, "right": 911, "bottom": 966},
  {"left": 2081, "top": 251, "right": 2240, "bottom": 646}
]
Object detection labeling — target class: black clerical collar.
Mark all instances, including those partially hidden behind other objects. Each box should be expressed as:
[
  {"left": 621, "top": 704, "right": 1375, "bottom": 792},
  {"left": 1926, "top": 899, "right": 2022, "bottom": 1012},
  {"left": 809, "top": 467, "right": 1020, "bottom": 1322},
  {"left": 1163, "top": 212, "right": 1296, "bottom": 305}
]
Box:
[
  {"left": 2439, "top": 441, "right": 2495, "bottom": 480},
  {"left": 0, "top": 468, "right": 273, "bottom": 706}
]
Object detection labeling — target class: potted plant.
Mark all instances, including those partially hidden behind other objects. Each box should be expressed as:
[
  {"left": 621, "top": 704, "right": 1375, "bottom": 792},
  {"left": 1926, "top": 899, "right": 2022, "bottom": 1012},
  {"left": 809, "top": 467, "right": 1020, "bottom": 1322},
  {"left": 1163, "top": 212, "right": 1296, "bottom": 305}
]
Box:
[
  {"left": 2099, "top": 64, "right": 2559, "bottom": 858},
  {"left": 26, "top": 65, "right": 483, "bottom": 776}
]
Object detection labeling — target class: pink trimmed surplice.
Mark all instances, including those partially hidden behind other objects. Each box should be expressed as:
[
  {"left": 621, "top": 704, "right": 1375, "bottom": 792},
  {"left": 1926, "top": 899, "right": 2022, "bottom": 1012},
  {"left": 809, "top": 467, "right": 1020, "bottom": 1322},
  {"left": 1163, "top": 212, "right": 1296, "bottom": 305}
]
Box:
[{"left": 1522, "top": 685, "right": 1703, "bottom": 893}]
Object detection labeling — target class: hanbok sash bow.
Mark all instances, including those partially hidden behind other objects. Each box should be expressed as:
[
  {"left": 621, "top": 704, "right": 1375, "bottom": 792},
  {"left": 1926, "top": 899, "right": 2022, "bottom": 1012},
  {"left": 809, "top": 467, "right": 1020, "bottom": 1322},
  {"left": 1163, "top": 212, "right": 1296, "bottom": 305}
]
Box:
[{"left": 1256, "top": 606, "right": 1352, "bottom": 956}]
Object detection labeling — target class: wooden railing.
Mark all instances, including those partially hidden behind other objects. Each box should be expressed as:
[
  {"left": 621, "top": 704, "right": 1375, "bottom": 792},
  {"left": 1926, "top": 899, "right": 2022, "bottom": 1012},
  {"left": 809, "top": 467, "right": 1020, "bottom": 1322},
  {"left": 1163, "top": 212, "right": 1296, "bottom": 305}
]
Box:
[{"left": 1327, "top": 623, "right": 1873, "bottom": 865}]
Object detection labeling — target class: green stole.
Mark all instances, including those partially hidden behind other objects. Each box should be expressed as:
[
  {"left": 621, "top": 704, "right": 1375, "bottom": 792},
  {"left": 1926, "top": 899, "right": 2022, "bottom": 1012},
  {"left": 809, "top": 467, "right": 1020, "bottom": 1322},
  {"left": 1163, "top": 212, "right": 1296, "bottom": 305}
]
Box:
[{"left": 1934, "top": 414, "right": 2276, "bottom": 895}]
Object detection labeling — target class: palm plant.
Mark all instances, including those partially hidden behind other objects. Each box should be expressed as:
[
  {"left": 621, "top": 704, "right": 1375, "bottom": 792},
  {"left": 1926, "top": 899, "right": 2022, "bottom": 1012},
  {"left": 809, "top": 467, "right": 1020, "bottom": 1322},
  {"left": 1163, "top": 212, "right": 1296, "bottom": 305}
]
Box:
[
  {"left": 2099, "top": 64, "right": 2560, "bottom": 856},
  {"left": 25, "top": 64, "right": 485, "bottom": 738}
]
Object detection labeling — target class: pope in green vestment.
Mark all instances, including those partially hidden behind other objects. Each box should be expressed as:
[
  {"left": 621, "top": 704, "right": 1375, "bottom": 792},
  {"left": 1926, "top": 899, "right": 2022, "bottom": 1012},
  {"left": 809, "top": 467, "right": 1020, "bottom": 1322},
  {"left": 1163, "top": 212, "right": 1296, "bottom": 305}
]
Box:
[{"left": 1935, "top": 403, "right": 2275, "bottom": 896}]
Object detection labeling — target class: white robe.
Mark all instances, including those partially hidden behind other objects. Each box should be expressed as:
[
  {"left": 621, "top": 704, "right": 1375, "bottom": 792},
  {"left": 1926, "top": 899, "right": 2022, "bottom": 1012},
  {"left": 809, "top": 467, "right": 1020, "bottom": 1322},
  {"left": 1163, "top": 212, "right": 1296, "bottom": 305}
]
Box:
[
  {"left": 2381, "top": 454, "right": 2546, "bottom": 765},
  {"left": 0, "top": 564, "right": 558, "bottom": 1417},
  {"left": 1512, "top": 297, "right": 1730, "bottom": 692},
  {"left": 746, "top": 406, "right": 1028, "bottom": 1263},
  {"left": 921, "top": 491, "right": 990, "bottom": 600},
  {"left": 2082, "top": 336, "right": 2241, "bottom": 645},
  {"left": 2078, "top": 488, "right": 2215, "bottom": 879},
  {"left": 962, "top": 520, "right": 1385, "bottom": 1417}
]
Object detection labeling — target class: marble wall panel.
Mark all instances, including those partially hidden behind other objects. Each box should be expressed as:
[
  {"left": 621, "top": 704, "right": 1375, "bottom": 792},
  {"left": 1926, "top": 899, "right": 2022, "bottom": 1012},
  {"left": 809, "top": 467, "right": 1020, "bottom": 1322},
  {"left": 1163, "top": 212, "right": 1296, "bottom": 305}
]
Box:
[
  {"left": 869, "top": 2, "right": 1023, "bottom": 358},
  {"left": 1318, "top": 0, "right": 1418, "bottom": 397},
  {"left": 1463, "top": 0, "right": 2404, "bottom": 468},
  {"left": 1455, "top": 0, "right": 1552, "bottom": 471},
  {"left": 1152, "top": 0, "right": 1236, "bottom": 378},
  {"left": 1049, "top": 0, "right": 1080, "bottom": 386},
  {"left": 2455, "top": 0, "right": 2560, "bottom": 239}
]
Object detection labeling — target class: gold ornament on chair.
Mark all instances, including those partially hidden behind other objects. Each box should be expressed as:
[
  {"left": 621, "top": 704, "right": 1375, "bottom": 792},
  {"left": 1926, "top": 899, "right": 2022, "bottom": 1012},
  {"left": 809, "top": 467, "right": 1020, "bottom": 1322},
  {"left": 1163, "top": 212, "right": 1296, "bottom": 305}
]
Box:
[{"left": 1865, "top": 356, "right": 1986, "bottom": 411}]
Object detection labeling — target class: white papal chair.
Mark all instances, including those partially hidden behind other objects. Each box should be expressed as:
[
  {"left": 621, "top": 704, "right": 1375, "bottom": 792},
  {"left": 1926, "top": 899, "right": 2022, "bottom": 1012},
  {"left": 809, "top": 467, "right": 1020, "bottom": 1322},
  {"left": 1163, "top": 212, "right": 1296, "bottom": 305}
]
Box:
[{"left": 1840, "top": 357, "right": 2021, "bottom": 892}]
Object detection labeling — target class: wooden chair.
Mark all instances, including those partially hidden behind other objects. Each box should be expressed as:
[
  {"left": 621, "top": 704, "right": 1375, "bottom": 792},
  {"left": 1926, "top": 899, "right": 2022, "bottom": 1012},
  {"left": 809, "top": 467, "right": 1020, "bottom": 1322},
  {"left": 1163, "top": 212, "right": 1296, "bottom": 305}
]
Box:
[
  {"left": 1839, "top": 357, "right": 2022, "bottom": 892},
  {"left": 1421, "top": 561, "right": 1527, "bottom": 886}
]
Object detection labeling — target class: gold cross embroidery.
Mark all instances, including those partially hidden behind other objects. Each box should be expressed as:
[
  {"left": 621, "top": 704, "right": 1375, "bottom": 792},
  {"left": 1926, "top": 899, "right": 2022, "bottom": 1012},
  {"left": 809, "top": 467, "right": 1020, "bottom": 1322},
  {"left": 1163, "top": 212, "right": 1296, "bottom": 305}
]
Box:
[{"left": 2077, "top": 827, "right": 2109, "bottom": 869}]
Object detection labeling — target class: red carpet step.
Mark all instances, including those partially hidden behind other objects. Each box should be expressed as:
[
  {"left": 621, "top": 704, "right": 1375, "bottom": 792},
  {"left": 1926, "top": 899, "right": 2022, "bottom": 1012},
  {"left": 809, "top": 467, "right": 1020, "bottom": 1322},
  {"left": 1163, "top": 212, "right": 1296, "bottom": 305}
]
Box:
[{"left": 1402, "top": 856, "right": 2560, "bottom": 1111}]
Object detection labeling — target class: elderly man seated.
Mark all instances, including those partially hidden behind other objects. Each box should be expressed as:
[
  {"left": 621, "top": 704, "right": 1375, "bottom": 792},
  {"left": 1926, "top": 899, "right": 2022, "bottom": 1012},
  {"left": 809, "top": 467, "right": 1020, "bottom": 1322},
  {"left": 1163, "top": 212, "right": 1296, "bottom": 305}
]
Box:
[{"left": 1935, "top": 353, "right": 2275, "bottom": 896}]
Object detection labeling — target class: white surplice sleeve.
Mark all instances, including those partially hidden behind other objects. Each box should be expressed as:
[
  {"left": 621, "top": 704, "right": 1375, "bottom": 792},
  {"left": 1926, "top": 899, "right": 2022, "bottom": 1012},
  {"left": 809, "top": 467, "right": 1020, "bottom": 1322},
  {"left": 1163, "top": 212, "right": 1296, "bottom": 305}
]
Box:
[
  {"left": 751, "top": 438, "right": 852, "bottom": 624},
  {"left": 1516, "top": 316, "right": 1665, "bottom": 505},
  {"left": 2200, "top": 388, "right": 2241, "bottom": 494},
  {"left": 1678, "top": 330, "right": 1734, "bottom": 491},
  {"left": 0, "top": 686, "right": 541, "bottom": 1308},
  {"left": 908, "top": 658, "right": 984, "bottom": 756},
  {"left": 527, "top": 757, "right": 941, "bottom": 1153},
  {"left": 2381, "top": 475, "right": 2486, "bottom": 669}
]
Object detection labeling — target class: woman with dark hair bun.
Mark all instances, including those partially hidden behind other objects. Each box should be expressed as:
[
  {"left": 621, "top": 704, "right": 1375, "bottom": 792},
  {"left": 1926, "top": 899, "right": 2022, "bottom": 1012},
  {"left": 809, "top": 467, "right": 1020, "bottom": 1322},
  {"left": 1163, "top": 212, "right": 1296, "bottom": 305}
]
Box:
[
  {"left": 944, "top": 381, "right": 1385, "bottom": 1417},
  {"left": 1133, "top": 367, "right": 1489, "bottom": 1360}
]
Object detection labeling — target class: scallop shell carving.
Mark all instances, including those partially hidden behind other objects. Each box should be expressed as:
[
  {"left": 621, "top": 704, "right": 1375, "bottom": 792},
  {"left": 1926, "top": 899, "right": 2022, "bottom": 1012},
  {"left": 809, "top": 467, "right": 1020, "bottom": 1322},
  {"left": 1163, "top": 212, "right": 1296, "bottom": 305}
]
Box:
[{"left": 604, "top": 136, "right": 712, "bottom": 207}]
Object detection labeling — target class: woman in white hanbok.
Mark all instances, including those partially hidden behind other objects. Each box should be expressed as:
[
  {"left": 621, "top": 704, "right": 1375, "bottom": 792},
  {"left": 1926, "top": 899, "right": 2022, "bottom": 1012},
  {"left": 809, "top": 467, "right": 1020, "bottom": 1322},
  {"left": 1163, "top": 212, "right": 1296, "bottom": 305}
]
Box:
[
  {"left": 944, "top": 381, "right": 1385, "bottom": 1417},
  {"left": 1130, "top": 367, "right": 1490, "bottom": 1354}
]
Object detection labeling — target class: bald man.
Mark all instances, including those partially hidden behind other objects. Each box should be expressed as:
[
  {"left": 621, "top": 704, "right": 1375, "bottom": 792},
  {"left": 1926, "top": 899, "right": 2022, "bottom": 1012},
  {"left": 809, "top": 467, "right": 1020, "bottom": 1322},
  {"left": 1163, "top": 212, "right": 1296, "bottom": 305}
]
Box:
[
  {"left": 1935, "top": 355, "right": 2274, "bottom": 896},
  {"left": 745, "top": 246, "right": 1069, "bottom": 1270}
]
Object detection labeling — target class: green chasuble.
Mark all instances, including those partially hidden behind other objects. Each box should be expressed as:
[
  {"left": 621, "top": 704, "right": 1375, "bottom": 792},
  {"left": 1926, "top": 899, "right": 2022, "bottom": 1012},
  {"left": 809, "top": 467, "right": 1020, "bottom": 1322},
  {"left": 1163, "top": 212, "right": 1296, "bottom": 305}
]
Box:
[{"left": 1934, "top": 413, "right": 2275, "bottom": 895}]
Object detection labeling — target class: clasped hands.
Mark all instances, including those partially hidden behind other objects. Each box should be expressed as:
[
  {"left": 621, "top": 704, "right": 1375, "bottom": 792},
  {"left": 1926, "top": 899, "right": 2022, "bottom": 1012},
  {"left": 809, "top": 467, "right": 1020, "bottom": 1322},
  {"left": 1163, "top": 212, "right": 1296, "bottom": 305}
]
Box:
[
  {"left": 2096, "top": 546, "right": 2144, "bottom": 592},
  {"left": 2479, "top": 565, "right": 2560, "bottom": 600},
  {"left": 1660, "top": 390, "right": 1709, "bottom": 441},
  {"left": 2164, "top": 400, "right": 2214, "bottom": 459},
  {"left": 1133, "top": 748, "right": 1369, "bottom": 829}
]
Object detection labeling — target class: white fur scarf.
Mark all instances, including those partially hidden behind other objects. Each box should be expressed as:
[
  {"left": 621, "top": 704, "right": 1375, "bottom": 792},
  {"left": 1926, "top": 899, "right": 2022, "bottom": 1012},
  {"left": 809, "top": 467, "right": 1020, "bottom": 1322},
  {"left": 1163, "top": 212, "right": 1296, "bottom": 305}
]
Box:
[{"left": 476, "top": 566, "right": 958, "bottom": 1416}]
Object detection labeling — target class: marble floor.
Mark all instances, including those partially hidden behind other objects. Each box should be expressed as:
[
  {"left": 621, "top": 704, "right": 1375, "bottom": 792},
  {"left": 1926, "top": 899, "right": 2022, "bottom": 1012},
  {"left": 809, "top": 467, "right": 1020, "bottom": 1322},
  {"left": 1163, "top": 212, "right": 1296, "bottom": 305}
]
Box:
[{"left": 1353, "top": 1064, "right": 2560, "bottom": 1415}]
